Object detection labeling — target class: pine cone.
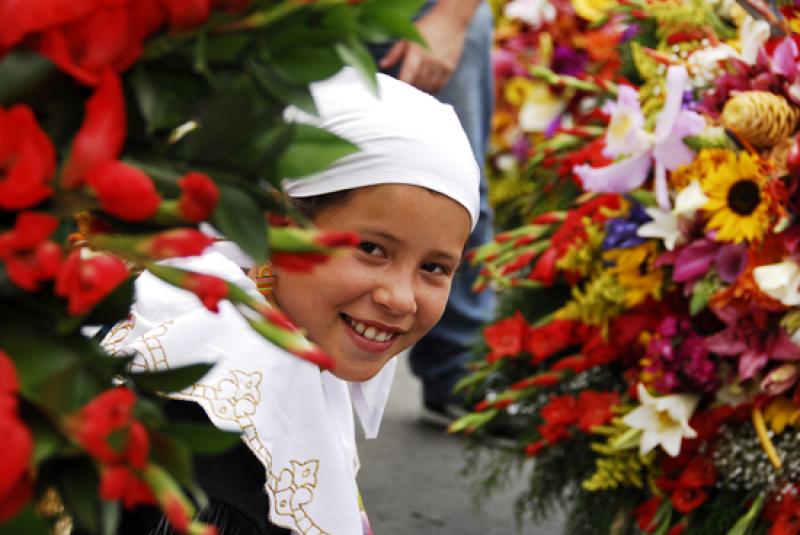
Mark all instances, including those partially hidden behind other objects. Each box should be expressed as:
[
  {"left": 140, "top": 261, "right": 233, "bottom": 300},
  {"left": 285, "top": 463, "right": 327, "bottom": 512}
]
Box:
[{"left": 721, "top": 91, "right": 799, "bottom": 149}]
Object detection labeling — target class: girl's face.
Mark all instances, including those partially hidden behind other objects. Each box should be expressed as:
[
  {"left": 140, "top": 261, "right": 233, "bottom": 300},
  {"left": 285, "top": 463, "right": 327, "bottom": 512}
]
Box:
[{"left": 273, "top": 184, "right": 471, "bottom": 382}]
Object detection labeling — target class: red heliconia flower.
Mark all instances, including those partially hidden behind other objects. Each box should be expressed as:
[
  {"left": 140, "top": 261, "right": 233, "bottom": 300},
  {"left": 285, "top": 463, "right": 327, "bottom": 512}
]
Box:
[
  {"left": 161, "top": 0, "right": 212, "bottom": 31},
  {"left": 483, "top": 312, "right": 527, "bottom": 362},
  {"left": 72, "top": 387, "right": 149, "bottom": 467},
  {"left": 34, "top": 1, "right": 166, "bottom": 86},
  {"left": 576, "top": 390, "right": 619, "bottom": 432},
  {"left": 61, "top": 70, "right": 126, "bottom": 188},
  {"left": 540, "top": 394, "right": 578, "bottom": 426},
  {"left": 177, "top": 172, "right": 220, "bottom": 222},
  {"left": 0, "top": 212, "right": 62, "bottom": 291},
  {"left": 55, "top": 250, "right": 130, "bottom": 315},
  {"left": 99, "top": 465, "right": 156, "bottom": 509},
  {"left": 0, "top": 105, "right": 56, "bottom": 210},
  {"left": 87, "top": 160, "right": 162, "bottom": 221},
  {"left": 182, "top": 272, "right": 228, "bottom": 312},
  {"left": 141, "top": 229, "right": 215, "bottom": 259}
]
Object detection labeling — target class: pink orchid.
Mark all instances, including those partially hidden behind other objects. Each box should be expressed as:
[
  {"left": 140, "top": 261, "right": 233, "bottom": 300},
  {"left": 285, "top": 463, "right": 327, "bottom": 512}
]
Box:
[{"left": 573, "top": 66, "right": 705, "bottom": 208}]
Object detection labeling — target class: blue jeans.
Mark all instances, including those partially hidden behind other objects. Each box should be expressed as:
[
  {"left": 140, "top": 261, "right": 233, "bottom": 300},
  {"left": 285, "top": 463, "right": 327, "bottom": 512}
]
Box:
[{"left": 369, "top": 2, "right": 496, "bottom": 407}]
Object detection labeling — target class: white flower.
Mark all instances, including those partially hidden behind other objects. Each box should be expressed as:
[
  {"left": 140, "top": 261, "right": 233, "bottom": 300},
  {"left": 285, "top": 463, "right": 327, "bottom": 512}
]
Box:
[
  {"left": 623, "top": 384, "right": 699, "bottom": 457},
  {"left": 637, "top": 207, "right": 681, "bottom": 251},
  {"left": 504, "top": 0, "right": 556, "bottom": 28},
  {"left": 673, "top": 180, "right": 709, "bottom": 219},
  {"left": 753, "top": 261, "right": 800, "bottom": 306},
  {"left": 518, "top": 83, "right": 566, "bottom": 132},
  {"left": 740, "top": 16, "right": 771, "bottom": 64}
]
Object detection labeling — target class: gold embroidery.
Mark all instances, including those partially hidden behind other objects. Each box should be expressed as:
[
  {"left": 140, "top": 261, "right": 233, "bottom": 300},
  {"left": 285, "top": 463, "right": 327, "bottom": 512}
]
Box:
[
  {"left": 175, "top": 370, "right": 329, "bottom": 535},
  {"left": 100, "top": 316, "right": 136, "bottom": 355}
]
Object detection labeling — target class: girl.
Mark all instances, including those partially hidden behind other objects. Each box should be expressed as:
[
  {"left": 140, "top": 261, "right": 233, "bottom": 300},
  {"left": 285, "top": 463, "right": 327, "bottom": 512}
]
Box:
[{"left": 106, "top": 67, "right": 479, "bottom": 534}]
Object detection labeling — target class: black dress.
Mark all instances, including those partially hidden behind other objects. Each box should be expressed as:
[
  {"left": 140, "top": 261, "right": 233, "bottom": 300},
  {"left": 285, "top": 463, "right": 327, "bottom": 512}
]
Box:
[{"left": 119, "top": 400, "right": 291, "bottom": 535}]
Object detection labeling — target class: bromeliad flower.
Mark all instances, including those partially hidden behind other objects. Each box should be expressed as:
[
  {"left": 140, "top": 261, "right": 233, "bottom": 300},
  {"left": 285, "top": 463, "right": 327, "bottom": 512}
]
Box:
[
  {"left": 622, "top": 383, "right": 699, "bottom": 457},
  {"left": 574, "top": 66, "right": 705, "bottom": 208}
]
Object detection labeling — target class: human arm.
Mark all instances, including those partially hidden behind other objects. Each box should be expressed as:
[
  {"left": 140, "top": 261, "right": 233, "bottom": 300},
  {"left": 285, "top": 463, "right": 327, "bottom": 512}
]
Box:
[{"left": 379, "top": 0, "right": 483, "bottom": 94}]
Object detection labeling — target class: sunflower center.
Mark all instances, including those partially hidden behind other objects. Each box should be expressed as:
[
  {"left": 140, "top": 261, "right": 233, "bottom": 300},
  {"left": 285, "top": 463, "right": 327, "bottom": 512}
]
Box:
[{"left": 726, "top": 179, "right": 760, "bottom": 216}]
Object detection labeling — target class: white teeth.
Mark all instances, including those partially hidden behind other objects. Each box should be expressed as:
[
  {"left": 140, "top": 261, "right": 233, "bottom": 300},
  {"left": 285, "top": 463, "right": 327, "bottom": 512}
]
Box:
[{"left": 346, "top": 316, "right": 393, "bottom": 342}]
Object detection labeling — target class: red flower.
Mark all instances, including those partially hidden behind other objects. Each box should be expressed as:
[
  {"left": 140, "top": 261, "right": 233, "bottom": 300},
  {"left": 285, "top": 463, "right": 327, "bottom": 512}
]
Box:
[
  {"left": 0, "top": 212, "right": 62, "bottom": 291},
  {"left": 551, "top": 354, "right": 592, "bottom": 373},
  {"left": 633, "top": 496, "right": 662, "bottom": 533},
  {"left": 667, "top": 522, "right": 687, "bottom": 535},
  {"left": 576, "top": 390, "right": 618, "bottom": 432},
  {"left": 35, "top": 1, "right": 165, "bottom": 85},
  {"left": 671, "top": 486, "right": 707, "bottom": 514},
  {"left": 163, "top": 492, "right": 190, "bottom": 532},
  {"left": 525, "top": 319, "right": 579, "bottom": 362},
  {"left": 87, "top": 161, "right": 162, "bottom": 221},
  {"left": 0, "top": 352, "right": 19, "bottom": 394},
  {"left": 295, "top": 346, "right": 336, "bottom": 370},
  {"left": 182, "top": 272, "right": 228, "bottom": 312},
  {"left": 212, "top": 0, "right": 250, "bottom": 12},
  {"left": 766, "top": 489, "right": 800, "bottom": 535},
  {"left": 0, "top": 0, "right": 93, "bottom": 49},
  {"left": 511, "top": 371, "right": 563, "bottom": 390},
  {"left": 161, "top": 0, "right": 212, "bottom": 31},
  {"left": 61, "top": 70, "right": 126, "bottom": 188},
  {"left": 99, "top": 465, "right": 155, "bottom": 509},
  {"left": 484, "top": 312, "right": 527, "bottom": 362},
  {"left": 72, "top": 387, "right": 149, "bottom": 467},
  {"left": 524, "top": 439, "right": 546, "bottom": 457},
  {"left": 0, "top": 396, "right": 34, "bottom": 523},
  {"left": 537, "top": 422, "right": 570, "bottom": 444},
  {"left": 0, "top": 105, "right": 56, "bottom": 210},
  {"left": 528, "top": 247, "right": 558, "bottom": 286},
  {"left": 140, "top": 229, "right": 215, "bottom": 259},
  {"left": 272, "top": 252, "right": 331, "bottom": 272},
  {"left": 677, "top": 456, "right": 715, "bottom": 488},
  {"left": 540, "top": 394, "right": 577, "bottom": 426},
  {"left": 177, "top": 172, "right": 220, "bottom": 222},
  {"left": 314, "top": 230, "right": 361, "bottom": 248},
  {"left": 55, "top": 250, "right": 130, "bottom": 315}
]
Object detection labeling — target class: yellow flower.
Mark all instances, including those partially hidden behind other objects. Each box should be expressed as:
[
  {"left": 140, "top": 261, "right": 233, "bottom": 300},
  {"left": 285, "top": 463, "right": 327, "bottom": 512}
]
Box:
[
  {"left": 572, "top": 0, "right": 616, "bottom": 22},
  {"left": 763, "top": 396, "right": 800, "bottom": 434},
  {"left": 604, "top": 242, "right": 663, "bottom": 307},
  {"left": 701, "top": 151, "right": 772, "bottom": 243}
]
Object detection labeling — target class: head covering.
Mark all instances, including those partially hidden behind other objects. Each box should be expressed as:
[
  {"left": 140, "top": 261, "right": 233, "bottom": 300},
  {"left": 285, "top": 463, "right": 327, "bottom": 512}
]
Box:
[
  {"left": 104, "top": 252, "right": 394, "bottom": 535},
  {"left": 284, "top": 67, "right": 480, "bottom": 231}
]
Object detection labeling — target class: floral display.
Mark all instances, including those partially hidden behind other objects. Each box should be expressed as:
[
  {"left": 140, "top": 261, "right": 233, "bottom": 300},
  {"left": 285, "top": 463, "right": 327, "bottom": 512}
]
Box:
[
  {"left": 0, "top": 1, "right": 422, "bottom": 532},
  {"left": 455, "top": 1, "right": 800, "bottom": 534}
]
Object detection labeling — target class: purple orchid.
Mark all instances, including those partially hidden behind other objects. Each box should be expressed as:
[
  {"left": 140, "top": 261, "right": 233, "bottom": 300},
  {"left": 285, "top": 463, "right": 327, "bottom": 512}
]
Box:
[
  {"left": 573, "top": 66, "right": 705, "bottom": 209},
  {"left": 671, "top": 239, "right": 747, "bottom": 284}
]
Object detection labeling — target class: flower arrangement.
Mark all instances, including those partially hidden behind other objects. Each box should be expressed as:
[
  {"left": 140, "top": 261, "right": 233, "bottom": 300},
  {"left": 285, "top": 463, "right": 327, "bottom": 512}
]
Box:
[
  {"left": 454, "top": 1, "right": 800, "bottom": 534},
  {"left": 0, "top": 1, "right": 422, "bottom": 532}
]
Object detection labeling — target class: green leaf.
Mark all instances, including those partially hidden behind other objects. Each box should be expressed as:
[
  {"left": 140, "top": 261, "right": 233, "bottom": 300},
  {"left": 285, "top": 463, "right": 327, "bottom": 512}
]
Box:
[
  {"left": 359, "top": 0, "right": 426, "bottom": 44},
  {"left": 55, "top": 458, "right": 101, "bottom": 533},
  {"left": 690, "top": 277, "right": 717, "bottom": 316},
  {"left": 84, "top": 277, "right": 135, "bottom": 329},
  {"left": 130, "top": 363, "right": 214, "bottom": 393},
  {"left": 130, "top": 68, "right": 205, "bottom": 133},
  {"left": 150, "top": 432, "right": 195, "bottom": 489},
  {"left": 0, "top": 50, "right": 57, "bottom": 105},
  {"left": 249, "top": 60, "right": 318, "bottom": 116},
  {"left": 210, "top": 183, "right": 269, "bottom": 264},
  {"left": 163, "top": 422, "right": 242, "bottom": 455},
  {"left": 276, "top": 123, "right": 359, "bottom": 180},
  {"left": 100, "top": 500, "right": 121, "bottom": 535},
  {"left": 726, "top": 494, "right": 765, "bottom": 535},
  {"left": 448, "top": 409, "right": 498, "bottom": 434},
  {"left": 0, "top": 505, "right": 51, "bottom": 534},
  {"left": 334, "top": 37, "right": 378, "bottom": 93},
  {"left": 269, "top": 45, "right": 343, "bottom": 85}
]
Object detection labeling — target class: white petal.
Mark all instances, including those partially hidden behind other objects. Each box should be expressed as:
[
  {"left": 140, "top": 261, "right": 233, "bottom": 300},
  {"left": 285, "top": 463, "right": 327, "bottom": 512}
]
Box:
[
  {"left": 673, "top": 180, "right": 709, "bottom": 218},
  {"left": 660, "top": 427, "right": 684, "bottom": 457},
  {"left": 639, "top": 430, "right": 661, "bottom": 455},
  {"left": 622, "top": 405, "right": 657, "bottom": 430},
  {"left": 754, "top": 262, "right": 800, "bottom": 306}
]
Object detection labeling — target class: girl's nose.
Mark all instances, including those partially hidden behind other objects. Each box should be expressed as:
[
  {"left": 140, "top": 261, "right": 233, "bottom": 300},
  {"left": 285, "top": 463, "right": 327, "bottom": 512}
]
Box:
[{"left": 371, "top": 275, "right": 417, "bottom": 315}]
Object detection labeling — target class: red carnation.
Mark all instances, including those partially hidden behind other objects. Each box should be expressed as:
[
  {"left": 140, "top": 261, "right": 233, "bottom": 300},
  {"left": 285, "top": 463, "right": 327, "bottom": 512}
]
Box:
[
  {"left": 140, "top": 229, "right": 215, "bottom": 259},
  {"left": 670, "top": 486, "right": 707, "bottom": 514},
  {"left": 540, "top": 394, "right": 577, "bottom": 426},
  {"left": 161, "top": 0, "right": 212, "bottom": 31},
  {"left": 55, "top": 250, "right": 130, "bottom": 315},
  {"left": 61, "top": 70, "right": 126, "bottom": 188},
  {"left": 0, "top": 352, "right": 19, "bottom": 394},
  {"left": 0, "top": 0, "right": 93, "bottom": 49},
  {"left": 87, "top": 161, "right": 162, "bottom": 221},
  {"left": 100, "top": 465, "right": 156, "bottom": 509},
  {"left": 576, "top": 390, "right": 619, "bottom": 432},
  {"left": 182, "top": 272, "right": 228, "bottom": 312},
  {"left": 35, "top": 1, "right": 165, "bottom": 85},
  {"left": 177, "top": 172, "right": 220, "bottom": 222},
  {"left": 0, "top": 212, "right": 62, "bottom": 291},
  {"left": 0, "top": 105, "right": 56, "bottom": 210},
  {"left": 0, "top": 393, "right": 34, "bottom": 523},
  {"left": 484, "top": 312, "right": 527, "bottom": 362}
]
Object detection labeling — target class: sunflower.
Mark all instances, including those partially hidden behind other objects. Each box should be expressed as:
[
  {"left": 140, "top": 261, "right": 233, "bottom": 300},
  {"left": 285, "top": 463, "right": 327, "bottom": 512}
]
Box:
[
  {"left": 701, "top": 151, "right": 775, "bottom": 243},
  {"left": 603, "top": 241, "right": 663, "bottom": 307}
]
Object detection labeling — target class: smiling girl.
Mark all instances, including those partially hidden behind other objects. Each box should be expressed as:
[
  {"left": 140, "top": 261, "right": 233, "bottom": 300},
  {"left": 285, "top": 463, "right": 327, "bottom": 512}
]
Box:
[{"left": 107, "top": 67, "right": 478, "bottom": 535}]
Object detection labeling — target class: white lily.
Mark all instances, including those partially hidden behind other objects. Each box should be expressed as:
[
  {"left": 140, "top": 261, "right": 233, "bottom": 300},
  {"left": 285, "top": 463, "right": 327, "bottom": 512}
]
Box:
[
  {"left": 623, "top": 384, "right": 699, "bottom": 457},
  {"left": 753, "top": 261, "right": 800, "bottom": 306},
  {"left": 637, "top": 207, "right": 681, "bottom": 251},
  {"left": 504, "top": 0, "right": 556, "bottom": 28},
  {"left": 740, "top": 16, "right": 771, "bottom": 65},
  {"left": 673, "top": 180, "right": 709, "bottom": 218}
]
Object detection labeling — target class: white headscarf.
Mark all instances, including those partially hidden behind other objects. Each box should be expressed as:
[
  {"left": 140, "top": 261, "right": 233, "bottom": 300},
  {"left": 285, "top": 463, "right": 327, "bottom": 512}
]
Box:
[
  {"left": 106, "top": 68, "right": 479, "bottom": 535},
  {"left": 284, "top": 67, "right": 480, "bottom": 230}
]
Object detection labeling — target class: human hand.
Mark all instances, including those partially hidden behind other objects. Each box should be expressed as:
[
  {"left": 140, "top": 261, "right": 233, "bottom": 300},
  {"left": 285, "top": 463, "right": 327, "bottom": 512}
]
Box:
[{"left": 379, "top": 7, "right": 469, "bottom": 94}]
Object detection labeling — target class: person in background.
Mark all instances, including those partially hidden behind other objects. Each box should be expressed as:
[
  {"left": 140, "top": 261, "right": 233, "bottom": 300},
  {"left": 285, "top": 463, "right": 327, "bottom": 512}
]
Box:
[{"left": 370, "top": 0, "right": 495, "bottom": 423}]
